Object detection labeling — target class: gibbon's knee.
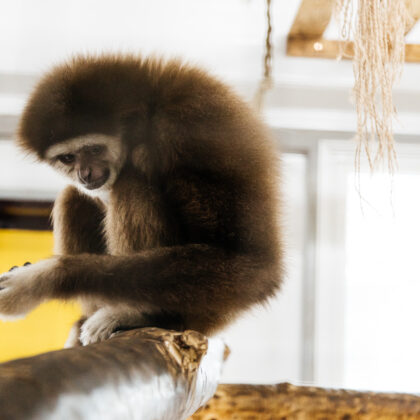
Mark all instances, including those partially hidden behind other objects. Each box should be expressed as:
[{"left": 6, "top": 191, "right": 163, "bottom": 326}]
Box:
[{"left": 52, "top": 186, "right": 107, "bottom": 255}]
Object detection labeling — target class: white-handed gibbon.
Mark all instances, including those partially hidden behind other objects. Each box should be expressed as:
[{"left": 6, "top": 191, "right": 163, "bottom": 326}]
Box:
[{"left": 0, "top": 55, "right": 282, "bottom": 346}]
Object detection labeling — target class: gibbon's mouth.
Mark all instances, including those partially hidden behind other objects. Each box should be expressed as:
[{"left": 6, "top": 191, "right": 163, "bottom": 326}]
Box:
[{"left": 83, "top": 169, "right": 110, "bottom": 190}]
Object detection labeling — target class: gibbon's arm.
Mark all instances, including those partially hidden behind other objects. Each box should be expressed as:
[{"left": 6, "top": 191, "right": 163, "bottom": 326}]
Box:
[{"left": 0, "top": 245, "right": 279, "bottom": 332}]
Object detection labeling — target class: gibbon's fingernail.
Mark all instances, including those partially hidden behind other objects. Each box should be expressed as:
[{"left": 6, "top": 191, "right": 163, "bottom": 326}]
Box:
[
  {"left": 24, "top": 262, "right": 31, "bottom": 266},
  {"left": 9, "top": 266, "right": 18, "bottom": 272}
]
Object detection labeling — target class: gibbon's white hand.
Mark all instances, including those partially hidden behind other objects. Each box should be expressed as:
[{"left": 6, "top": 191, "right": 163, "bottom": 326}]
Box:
[{"left": 0, "top": 259, "right": 55, "bottom": 320}]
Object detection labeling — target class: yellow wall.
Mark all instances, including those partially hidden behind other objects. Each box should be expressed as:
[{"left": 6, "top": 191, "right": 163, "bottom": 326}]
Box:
[{"left": 0, "top": 229, "right": 81, "bottom": 362}]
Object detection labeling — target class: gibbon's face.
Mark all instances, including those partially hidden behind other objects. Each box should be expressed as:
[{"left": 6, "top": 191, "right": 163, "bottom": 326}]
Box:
[{"left": 45, "top": 134, "right": 125, "bottom": 193}]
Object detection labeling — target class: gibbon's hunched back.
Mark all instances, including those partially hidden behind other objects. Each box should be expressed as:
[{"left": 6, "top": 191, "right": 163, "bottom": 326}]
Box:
[{"left": 0, "top": 55, "right": 282, "bottom": 345}]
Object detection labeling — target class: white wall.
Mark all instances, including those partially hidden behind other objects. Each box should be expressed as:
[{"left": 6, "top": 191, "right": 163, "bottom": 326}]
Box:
[
  {"left": 2, "top": 0, "right": 420, "bottom": 134},
  {"left": 0, "top": 0, "right": 298, "bottom": 81},
  {"left": 2, "top": 0, "right": 420, "bottom": 388}
]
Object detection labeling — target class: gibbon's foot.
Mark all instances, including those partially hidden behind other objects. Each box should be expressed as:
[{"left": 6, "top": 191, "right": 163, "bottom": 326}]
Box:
[
  {"left": 64, "top": 318, "right": 87, "bottom": 348},
  {"left": 0, "top": 259, "right": 53, "bottom": 320},
  {"left": 79, "top": 307, "right": 146, "bottom": 346}
]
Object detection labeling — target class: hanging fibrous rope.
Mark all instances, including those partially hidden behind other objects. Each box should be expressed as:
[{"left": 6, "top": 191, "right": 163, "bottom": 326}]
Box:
[
  {"left": 255, "top": 0, "right": 273, "bottom": 110},
  {"left": 257, "top": 0, "right": 411, "bottom": 172},
  {"left": 336, "top": 0, "right": 411, "bottom": 172}
]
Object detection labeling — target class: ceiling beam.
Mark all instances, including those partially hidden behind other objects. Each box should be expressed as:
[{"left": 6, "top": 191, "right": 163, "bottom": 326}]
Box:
[
  {"left": 405, "top": 0, "right": 420, "bottom": 34},
  {"left": 288, "top": 0, "right": 335, "bottom": 39},
  {"left": 288, "top": 38, "right": 420, "bottom": 62}
]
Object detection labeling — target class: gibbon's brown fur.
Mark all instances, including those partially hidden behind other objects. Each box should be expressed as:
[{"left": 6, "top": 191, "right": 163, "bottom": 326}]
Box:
[{"left": 1, "top": 55, "right": 282, "bottom": 344}]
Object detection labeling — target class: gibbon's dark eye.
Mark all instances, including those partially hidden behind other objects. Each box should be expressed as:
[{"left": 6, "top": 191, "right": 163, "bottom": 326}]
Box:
[
  {"left": 57, "top": 154, "right": 75, "bottom": 164},
  {"left": 89, "top": 145, "right": 105, "bottom": 156}
]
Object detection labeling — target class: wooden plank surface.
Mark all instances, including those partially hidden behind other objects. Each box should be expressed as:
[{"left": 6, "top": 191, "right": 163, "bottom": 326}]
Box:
[{"left": 190, "top": 383, "right": 420, "bottom": 419}]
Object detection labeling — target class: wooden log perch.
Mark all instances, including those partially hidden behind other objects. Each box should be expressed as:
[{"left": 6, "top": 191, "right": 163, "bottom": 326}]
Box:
[
  {"left": 190, "top": 383, "right": 420, "bottom": 420},
  {"left": 0, "top": 327, "right": 226, "bottom": 420},
  {"left": 2, "top": 328, "right": 419, "bottom": 420}
]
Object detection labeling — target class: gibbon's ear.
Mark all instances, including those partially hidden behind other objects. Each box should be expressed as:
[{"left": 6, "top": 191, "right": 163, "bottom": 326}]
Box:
[
  {"left": 119, "top": 106, "right": 148, "bottom": 144},
  {"left": 131, "top": 145, "right": 152, "bottom": 173},
  {"left": 118, "top": 108, "right": 154, "bottom": 173},
  {"left": 120, "top": 109, "right": 180, "bottom": 175}
]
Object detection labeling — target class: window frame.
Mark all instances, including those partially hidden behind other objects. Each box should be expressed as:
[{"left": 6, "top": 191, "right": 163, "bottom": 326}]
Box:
[{"left": 273, "top": 127, "right": 420, "bottom": 386}]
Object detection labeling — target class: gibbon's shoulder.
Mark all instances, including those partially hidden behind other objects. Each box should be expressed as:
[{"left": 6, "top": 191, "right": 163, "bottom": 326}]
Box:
[{"left": 18, "top": 54, "right": 243, "bottom": 158}]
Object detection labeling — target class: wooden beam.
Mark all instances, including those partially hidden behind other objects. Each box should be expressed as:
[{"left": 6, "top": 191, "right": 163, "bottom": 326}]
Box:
[
  {"left": 288, "top": 0, "right": 420, "bottom": 38},
  {"left": 286, "top": 0, "right": 420, "bottom": 61},
  {"left": 405, "top": 42, "right": 420, "bottom": 61},
  {"left": 287, "top": 37, "right": 420, "bottom": 62},
  {"left": 288, "top": 0, "right": 335, "bottom": 39},
  {"left": 405, "top": 0, "right": 420, "bottom": 34},
  {"left": 190, "top": 383, "right": 420, "bottom": 419},
  {"left": 287, "top": 37, "right": 354, "bottom": 59}
]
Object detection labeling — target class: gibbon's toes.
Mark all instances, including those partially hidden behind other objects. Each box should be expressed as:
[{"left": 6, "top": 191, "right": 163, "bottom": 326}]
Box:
[
  {"left": 80, "top": 322, "right": 117, "bottom": 346},
  {"left": 64, "top": 318, "right": 86, "bottom": 348},
  {"left": 64, "top": 326, "right": 83, "bottom": 348},
  {"left": 80, "top": 309, "right": 120, "bottom": 346}
]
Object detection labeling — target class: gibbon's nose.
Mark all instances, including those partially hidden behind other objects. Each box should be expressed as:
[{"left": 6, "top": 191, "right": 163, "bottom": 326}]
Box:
[
  {"left": 78, "top": 166, "right": 109, "bottom": 188},
  {"left": 78, "top": 167, "right": 92, "bottom": 184}
]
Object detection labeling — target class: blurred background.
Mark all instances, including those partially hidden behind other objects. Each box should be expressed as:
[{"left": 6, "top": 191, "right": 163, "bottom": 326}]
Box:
[{"left": 0, "top": 0, "right": 419, "bottom": 394}]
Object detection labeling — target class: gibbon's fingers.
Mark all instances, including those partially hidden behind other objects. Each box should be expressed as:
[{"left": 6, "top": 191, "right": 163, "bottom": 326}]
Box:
[
  {"left": 8, "top": 262, "right": 31, "bottom": 272},
  {"left": 0, "top": 260, "right": 54, "bottom": 320}
]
